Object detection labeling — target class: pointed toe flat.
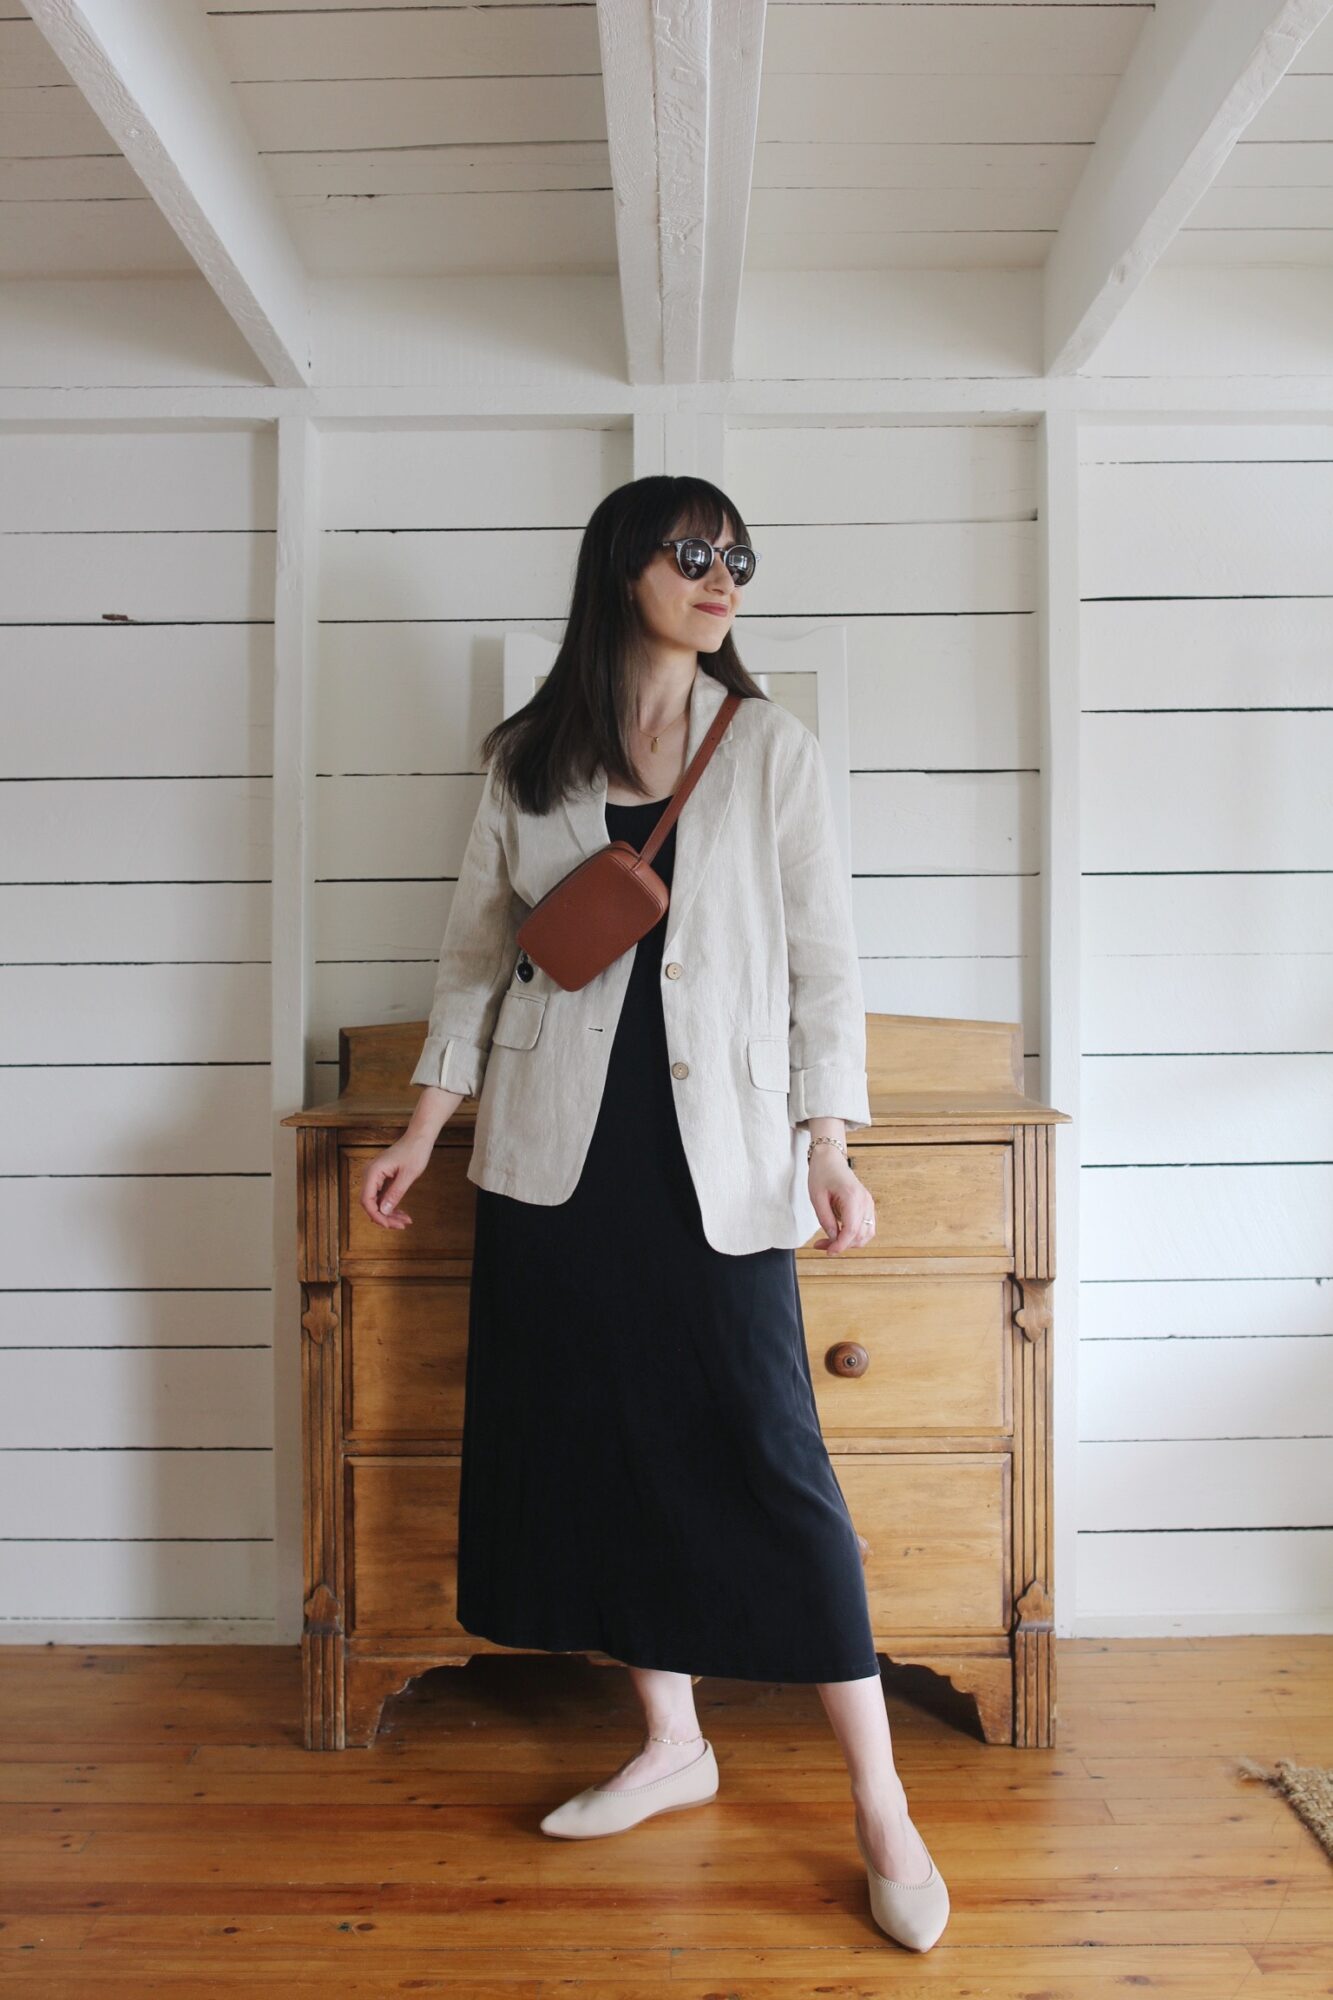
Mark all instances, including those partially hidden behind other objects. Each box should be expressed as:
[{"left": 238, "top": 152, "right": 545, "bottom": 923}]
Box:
[
  {"left": 855, "top": 1819, "right": 950, "bottom": 1952},
  {"left": 539, "top": 1738, "right": 719, "bottom": 1839}
]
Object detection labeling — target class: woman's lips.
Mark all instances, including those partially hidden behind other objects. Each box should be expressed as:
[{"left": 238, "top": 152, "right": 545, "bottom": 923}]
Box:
[{"left": 696, "top": 603, "right": 729, "bottom": 616}]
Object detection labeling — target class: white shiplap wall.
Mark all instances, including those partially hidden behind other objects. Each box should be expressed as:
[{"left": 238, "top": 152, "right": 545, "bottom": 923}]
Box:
[
  {"left": 1076, "top": 420, "right": 1333, "bottom": 1632},
  {"left": 0, "top": 424, "right": 277, "bottom": 1633},
  {"left": 725, "top": 421, "right": 1042, "bottom": 1084},
  {"left": 312, "top": 422, "right": 634, "bottom": 1093}
]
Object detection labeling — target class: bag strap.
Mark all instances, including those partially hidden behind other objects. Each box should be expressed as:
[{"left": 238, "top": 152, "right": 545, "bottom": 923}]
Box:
[{"left": 631, "top": 690, "right": 742, "bottom": 869}]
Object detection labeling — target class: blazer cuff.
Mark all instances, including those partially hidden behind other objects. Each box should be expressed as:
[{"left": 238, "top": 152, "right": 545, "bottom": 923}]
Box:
[
  {"left": 409, "top": 1034, "right": 488, "bottom": 1098},
  {"left": 790, "top": 1063, "right": 872, "bottom": 1132}
]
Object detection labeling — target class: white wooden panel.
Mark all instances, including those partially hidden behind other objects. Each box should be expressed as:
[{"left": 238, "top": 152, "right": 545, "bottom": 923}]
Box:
[
  {"left": 208, "top": 7, "right": 599, "bottom": 79},
  {"left": 859, "top": 955, "right": 1034, "bottom": 1030},
  {"left": 0, "top": 429, "right": 274, "bottom": 532},
  {"left": 853, "top": 772, "right": 1039, "bottom": 872},
  {"left": 757, "top": 72, "right": 1120, "bottom": 146},
  {"left": 0, "top": 1350, "right": 273, "bottom": 1448},
  {"left": 1082, "top": 420, "right": 1333, "bottom": 464},
  {"left": 0, "top": 882, "right": 269, "bottom": 963},
  {"left": 0, "top": 1067, "right": 272, "bottom": 1173},
  {"left": 318, "top": 527, "right": 581, "bottom": 622},
  {"left": 233, "top": 76, "right": 606, "bottom": 152},
  {"left": 736, "top": 270, "right": 1042, "bottom": 380},
  {"left": 2, "top": 628, "right": 273, "bottom": 778},
  {"left": 318, "top": 773, "right": 483, "bottom": 879},
  {"left": 726, "top": 422, "right": 1035, "bottom": 524},
  {"left": 1082, "top": 1054, "right": 1333, "bottom": 1161},
  {"left": 1082, "top": 596, "right": 1333, "bottom": 711},
  {"left": 763, "top": 5, "right": 1146, "bottom": 74},
  {"left": 1084, "top": 874, "right": 1333, "bottom": 956},
  {"left": 285, "top": 192, "right": 616, "bottom": 281},
  {"left": 1078, "top": 1336, "right": 1333, "bottom": 1442},
  {"left": 3, "top": 84, "right": 118, "bottom": 158},
  {"left": 0, "top": 531, "right": 274, "bottom": 623},
  {"left": 0, "top": 1543, "right": 274, "bottom": 1623},
  {"left": 748, "top": 524, "right": 1035, "bottom": 615},
  {"left": 3, "top": 965, "right": 269, "bottom": 1063},
  {"left": 1080, "top": 1163, "right": 1333, "bottom": 1283},
  {"left": 746, "top": 210, "right": 1053, "bottom": 270},
  {"left": 1083, "top": 715, "right": 1333, "bottom": 872},
  {"left": 1079, "top": 1277, "right": 1333, "bottom": 1341},
  {"left": 1084, "top": 955, "right": 1330, "bottom": 1054},
  {"left": 267, "top": 141, "right": 612, "bottom": 200},
  {"left": 319, "top": 424, "right": 630, "bottom": 530},
  {"left": 1085, "top": 268, "right": 1333, "bottom": 380},
  {"left": 752, "top": 140, "right": 1091, "bottom": 199},
  {"left": 1082, "top": 458, "right": 1333, "bottom": 597},
  {"left": 0, "top": 780, "right": 272, "bottom": 882},
  {"left": 0, "top": 1291, "right": 272, "bottom": 1349},
  {"left": 1076, "top": 1531, "right": 1333, "bottom": 1624},
  {"left": 313, "top": 274, "right": 628, "bottom": 387},
  {"left": 1214, "top": 141, "right": 1333, "bottom": 188},
  {"left": 1, "top": 15, "right": 69, "bottom": 86},
  {"left": 0, "top": 279, "right": 269, "bottom": 390},
  {"left": 1234, "top": 73, "right": 1333, "bottom": 142},
  {"left": 0, "top": 157, "right": 142, "bottom": 201},
  {"left": 853, "top": 875, "right": 1035, "bottom": 961},
  {"left": 0, "top": 204, "right": 194, "bottom": 281},
  {"left": 0, "top": 1449, "right": 272, "bottom": 1537},
  {"left": 0, "top": 1178, "right": 272, "bottom": 1289},
  {"left": 1079, "top": 1439, "right": 1331, "bottom": 1531}
]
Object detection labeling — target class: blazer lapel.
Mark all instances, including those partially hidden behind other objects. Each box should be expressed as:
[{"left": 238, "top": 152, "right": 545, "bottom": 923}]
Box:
[{"left": 557, "top": 668, "right": 738, "bottom": 961}]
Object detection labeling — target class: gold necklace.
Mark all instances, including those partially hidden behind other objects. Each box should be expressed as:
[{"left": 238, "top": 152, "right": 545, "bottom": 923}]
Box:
[{"left": 637, "top": 695, "right": 691, "bottom": 755}]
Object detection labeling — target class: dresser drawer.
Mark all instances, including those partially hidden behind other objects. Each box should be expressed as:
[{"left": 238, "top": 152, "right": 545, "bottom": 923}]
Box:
[
  {"left": 803, "top": 1275, "right": 1010, "bottom": 1436},
  {"left": 809, "top": 1143, "right": 1012, "bottom": 1259},
  {"left": 344, "top": 1278, "right": 469, "bottom": 1440},
  {"left": 348, "top": 1458, "right": 463, "bottom": 1638},
  {"left": 342, "top": 1145, "right": 475, "bottom": 1260},
  {"left": 832, "top": 1452, "right": 1011, "bottom": 1635}
]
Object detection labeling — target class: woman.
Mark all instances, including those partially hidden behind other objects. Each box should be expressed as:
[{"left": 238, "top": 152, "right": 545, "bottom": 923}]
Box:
[{"left": 360, "top": 475, "right": 949, "bottom": 1953}]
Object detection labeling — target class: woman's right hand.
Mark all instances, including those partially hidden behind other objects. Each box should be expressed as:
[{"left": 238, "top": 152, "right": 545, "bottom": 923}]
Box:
[{"left": 359, "top": 1136, "right": 435, "bottom": 1231}]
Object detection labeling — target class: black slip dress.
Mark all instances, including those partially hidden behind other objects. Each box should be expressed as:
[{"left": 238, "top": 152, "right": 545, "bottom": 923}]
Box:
[{"left": 453, "top": 790, "right": 880, "bottom": 1682}]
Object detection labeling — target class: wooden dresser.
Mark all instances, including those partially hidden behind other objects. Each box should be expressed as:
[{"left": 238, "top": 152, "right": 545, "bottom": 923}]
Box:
[{"left": 282, "top": 1013, "right": 1069, "bottom": 1750}]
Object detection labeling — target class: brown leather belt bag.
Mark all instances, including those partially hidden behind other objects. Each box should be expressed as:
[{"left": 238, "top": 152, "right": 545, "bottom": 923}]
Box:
[{"left": 514, "top": 690, "right": 742, "bottom": 990}]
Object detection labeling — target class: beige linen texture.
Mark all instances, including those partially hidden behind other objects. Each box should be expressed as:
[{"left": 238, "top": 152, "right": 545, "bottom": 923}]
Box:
[{"left": 410, "top": 668, "right": 871, "bottom": 1254}]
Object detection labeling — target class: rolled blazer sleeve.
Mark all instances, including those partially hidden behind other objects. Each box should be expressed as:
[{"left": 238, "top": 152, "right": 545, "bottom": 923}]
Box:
[
  {"left": 775, "top": 726, "right": 872, "bottom": 1132},
  {"left": 410, "top": 767, "right": 524, "bottom": 1097}
]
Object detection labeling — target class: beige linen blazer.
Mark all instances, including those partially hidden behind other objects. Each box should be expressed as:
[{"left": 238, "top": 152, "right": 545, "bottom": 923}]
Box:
[{"left": 410, "top": 666, "right": 872, "bottom": 1254}]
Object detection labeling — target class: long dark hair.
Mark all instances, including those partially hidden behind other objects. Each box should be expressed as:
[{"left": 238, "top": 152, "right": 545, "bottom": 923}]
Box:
[{"left": 479, "top": 474, "right": 768, "bottom": 816}]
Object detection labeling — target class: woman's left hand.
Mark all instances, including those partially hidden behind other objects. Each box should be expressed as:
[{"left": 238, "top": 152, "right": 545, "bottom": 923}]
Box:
[{"left": 808, "top": 1148, "right": 876, "bottom": 1255}]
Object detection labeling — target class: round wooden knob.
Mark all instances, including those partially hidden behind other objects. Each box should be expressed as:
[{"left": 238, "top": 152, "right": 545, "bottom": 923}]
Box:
[{"left": 826, "top": 1340, "right": 869, "bottom": 1377}]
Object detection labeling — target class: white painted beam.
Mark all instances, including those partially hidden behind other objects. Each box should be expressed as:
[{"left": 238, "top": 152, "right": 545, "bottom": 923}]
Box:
[
  {"left": 23, "top": 0, "right": 310, "bottom": 387},
  {"left": 1044, "top": 0, "right": 1333, "bottom": 376},
  {"left": 596, "top": 0, "right": 766, "bottom": 385}
]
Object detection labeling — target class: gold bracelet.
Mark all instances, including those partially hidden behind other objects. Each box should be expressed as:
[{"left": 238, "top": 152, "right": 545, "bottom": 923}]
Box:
[{"left": 807, "top": 1134, "right": 847, "bottom": 1159}]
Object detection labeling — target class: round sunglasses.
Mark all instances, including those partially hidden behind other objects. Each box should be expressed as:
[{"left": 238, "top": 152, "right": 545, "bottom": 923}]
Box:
[{"left": 659, "top": 537, "right": 758, "bottom": 586}]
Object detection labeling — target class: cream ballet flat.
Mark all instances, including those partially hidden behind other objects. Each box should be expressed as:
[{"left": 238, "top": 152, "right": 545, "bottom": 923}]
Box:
[
  {"left": 539, "top": 1736, "right": 719, "bottom": 1839},
  {"left": 854, "top": 1817, "right": 950, "bottom": 1952}
]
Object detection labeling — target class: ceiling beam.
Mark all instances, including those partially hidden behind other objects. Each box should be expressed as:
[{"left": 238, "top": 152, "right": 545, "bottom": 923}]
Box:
[
  {"left": 24, "top": 0, "right": 310, "bottom": 386},
  {"left": 1044, "top": 0, "right": 1332, "bottom": 376},
  {"left": 596, "top": 0, "right": 767, "bottom": 385}
]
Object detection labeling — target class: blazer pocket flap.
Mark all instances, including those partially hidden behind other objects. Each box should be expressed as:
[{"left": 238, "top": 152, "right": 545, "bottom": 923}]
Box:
[
  {"left": 746, "top": 1034, "right": 789, "bottom": 1091},
  {"left": 492, "top": 991, "right": 546, "bottom": 1050}
]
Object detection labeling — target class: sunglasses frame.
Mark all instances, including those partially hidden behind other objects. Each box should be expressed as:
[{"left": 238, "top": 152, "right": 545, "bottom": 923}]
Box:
[{"left": 658, "top": 537, "right": 758, "bottom": 586}]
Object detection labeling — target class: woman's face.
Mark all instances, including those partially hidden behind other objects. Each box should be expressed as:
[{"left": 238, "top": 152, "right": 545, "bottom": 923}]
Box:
[{"left": 631, "top": 517, "right": 740, "bottom": 657}]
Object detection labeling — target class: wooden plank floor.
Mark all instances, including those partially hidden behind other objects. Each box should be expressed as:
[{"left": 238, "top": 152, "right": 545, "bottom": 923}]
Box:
[{"left": 0, "top": 1638, "right": 1329, "bottom": 1995}]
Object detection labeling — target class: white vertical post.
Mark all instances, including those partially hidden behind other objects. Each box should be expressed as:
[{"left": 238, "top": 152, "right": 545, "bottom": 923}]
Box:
[
  {"left": 1037, "top": 409, "right": 1084, "bottom": 1641},
  {"left": 270, "top": 411, "right": 321, "bottom": 1640}
]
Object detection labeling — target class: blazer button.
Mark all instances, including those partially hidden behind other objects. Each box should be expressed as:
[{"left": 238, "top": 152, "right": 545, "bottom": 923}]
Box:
[
  {"left": 664, "top": 962, "right": 682, "bottom": 978},
  {"left": 671, "top": 1061, "right": 689, "bottom": 1079}
]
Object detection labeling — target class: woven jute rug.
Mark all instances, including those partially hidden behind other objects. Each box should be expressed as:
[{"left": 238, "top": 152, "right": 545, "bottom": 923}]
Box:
[{"left": 1238, "top": 1758, "right": 1333, "bottom": 1861}]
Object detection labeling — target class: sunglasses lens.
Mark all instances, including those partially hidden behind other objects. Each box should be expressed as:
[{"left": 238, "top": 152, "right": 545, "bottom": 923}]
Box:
[
  {"left": 678, "top": 538, "right": 713, "bottom": 578},
  {"left": 725, "top": 546, "right": 755, "bottom": 585}
]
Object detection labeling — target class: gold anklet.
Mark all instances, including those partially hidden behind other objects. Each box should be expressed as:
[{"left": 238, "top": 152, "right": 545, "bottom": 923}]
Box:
[{"left": 645, "top": 1728, "right": 703, "bottom": 1744}]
